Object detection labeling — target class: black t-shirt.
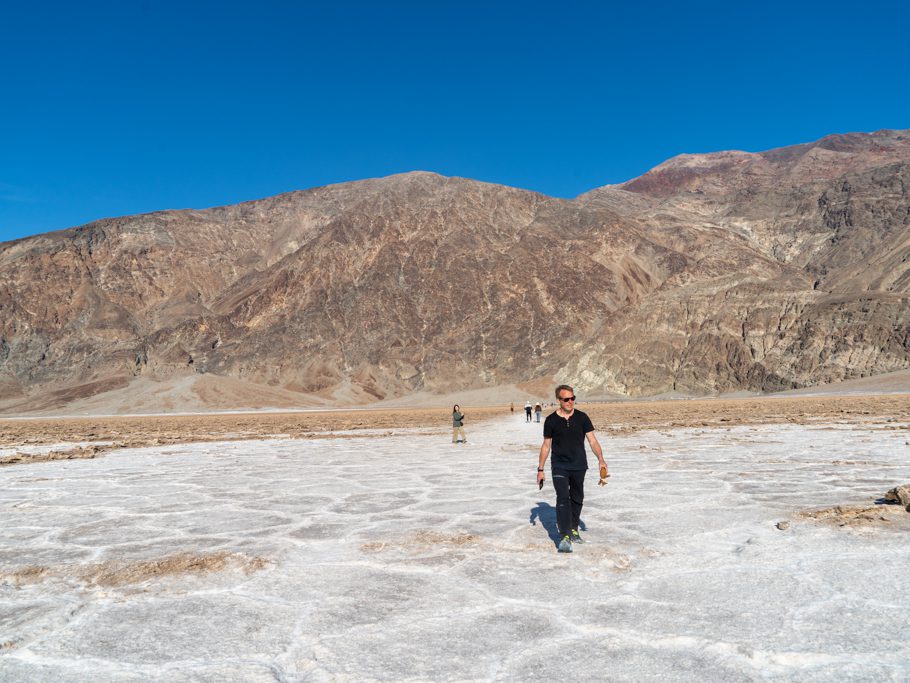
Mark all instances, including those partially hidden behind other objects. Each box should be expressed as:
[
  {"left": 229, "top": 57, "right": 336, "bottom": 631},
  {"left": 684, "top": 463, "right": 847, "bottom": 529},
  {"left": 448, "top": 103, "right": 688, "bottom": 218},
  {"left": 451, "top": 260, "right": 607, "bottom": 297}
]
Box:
[{"left": 543, "top": 409, "right": 595, "bottom": 471}]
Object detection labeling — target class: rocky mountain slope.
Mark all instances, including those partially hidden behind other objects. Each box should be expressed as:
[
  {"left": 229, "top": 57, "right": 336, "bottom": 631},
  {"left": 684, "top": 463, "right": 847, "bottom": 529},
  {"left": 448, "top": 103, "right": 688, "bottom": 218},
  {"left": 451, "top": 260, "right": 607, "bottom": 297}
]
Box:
[{"left": 2, "top": 129, "right": 910, "bottom": 412}]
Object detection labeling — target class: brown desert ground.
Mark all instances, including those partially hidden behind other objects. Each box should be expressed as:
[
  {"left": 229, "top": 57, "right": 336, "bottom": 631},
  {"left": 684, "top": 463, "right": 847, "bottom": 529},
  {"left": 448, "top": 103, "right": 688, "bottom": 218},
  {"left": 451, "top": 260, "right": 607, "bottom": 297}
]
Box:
[{"left": 4, "top": 393, "right": 910, "bottom": 466}]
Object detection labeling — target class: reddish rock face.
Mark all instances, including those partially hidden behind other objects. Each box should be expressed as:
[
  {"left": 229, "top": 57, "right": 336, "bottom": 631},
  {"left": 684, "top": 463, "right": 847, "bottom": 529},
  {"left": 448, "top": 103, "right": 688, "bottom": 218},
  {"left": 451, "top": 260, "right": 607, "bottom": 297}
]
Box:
[{"left": 3, "top": 129, "right": 910, "bottom": 412}]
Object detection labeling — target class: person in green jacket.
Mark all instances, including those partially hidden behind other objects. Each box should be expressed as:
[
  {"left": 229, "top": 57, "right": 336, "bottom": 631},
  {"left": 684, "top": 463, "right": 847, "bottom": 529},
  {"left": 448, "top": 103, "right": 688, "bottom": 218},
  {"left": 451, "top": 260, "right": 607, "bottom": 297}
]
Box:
[{"left": 452, "top": 405, "right": 467, "bottom": 444}]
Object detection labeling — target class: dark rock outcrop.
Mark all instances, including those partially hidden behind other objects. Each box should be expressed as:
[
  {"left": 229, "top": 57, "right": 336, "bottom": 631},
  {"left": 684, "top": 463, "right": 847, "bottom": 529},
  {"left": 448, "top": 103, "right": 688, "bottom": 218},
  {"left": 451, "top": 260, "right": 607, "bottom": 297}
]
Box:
[{"left": 885, "top": 485, "right": 910, "bottom": 511}]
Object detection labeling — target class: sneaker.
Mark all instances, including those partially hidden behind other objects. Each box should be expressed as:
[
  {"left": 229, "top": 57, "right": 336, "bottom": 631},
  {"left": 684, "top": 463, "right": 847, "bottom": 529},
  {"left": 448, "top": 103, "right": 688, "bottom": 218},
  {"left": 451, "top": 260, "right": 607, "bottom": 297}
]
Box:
[
  {"left": 558, "top": 535, "right": 573, "bottom": 553},
  {"left": 571, "top": 529, "right": 585, "bottom": 544}
]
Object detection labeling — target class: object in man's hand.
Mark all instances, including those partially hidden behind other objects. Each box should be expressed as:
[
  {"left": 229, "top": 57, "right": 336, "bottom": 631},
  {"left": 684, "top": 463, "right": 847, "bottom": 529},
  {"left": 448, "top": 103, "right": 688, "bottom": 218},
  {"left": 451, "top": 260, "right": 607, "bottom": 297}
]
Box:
[
  {"left": 538, "top": 479, "right": 544, "bottom": 490},
  {"left": 598, "top": 466, "right": 610, "bottom": 487}
]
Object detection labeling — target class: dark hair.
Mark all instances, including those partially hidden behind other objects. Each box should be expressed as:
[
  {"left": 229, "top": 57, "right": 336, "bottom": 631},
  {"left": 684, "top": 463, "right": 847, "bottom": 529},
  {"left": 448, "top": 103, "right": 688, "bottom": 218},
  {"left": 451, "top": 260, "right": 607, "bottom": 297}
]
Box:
[
  {"left": 554, "top": 384, "right": 574, "bottom": 399},
  {"left": 453, "top": 404, "right": 460, "bottom": 412}
]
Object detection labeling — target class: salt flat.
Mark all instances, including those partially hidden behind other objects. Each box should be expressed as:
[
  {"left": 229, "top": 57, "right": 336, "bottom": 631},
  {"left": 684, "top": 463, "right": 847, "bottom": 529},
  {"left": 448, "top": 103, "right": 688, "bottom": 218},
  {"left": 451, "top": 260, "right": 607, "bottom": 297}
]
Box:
[{"left": 2, "top": 415, "right": 909, "bottom": 681}]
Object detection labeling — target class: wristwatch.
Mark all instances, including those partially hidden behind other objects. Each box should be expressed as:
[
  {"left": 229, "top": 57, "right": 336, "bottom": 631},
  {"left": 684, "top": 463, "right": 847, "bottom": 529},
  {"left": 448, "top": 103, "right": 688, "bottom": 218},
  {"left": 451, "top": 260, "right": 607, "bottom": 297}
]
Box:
[{"left": 537, "top": 468, "right": 545, "bottom": 472}]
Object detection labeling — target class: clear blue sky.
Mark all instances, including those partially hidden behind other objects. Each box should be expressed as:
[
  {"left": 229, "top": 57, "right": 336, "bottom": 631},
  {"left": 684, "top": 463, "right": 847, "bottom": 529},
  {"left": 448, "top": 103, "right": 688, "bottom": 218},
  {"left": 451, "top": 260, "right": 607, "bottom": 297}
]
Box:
[{"left": 2, "top": 0, "right": 908, "bottom": 243}]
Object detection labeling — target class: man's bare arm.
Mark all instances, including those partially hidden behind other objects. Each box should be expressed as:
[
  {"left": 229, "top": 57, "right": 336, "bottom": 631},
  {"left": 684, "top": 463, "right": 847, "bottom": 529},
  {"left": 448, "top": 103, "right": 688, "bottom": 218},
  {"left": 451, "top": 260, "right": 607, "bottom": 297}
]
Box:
[
  {"left": 586, "top": 431, "right": 608, "bottom": 472},
  {"left": 537, "top": 437, "right": 552, "bottom": 484}
]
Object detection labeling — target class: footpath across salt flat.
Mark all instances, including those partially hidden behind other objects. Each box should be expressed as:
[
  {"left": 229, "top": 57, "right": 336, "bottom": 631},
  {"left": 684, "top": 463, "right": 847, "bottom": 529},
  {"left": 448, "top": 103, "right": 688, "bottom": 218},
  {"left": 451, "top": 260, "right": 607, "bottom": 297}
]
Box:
[{"left": 2, "top": 415, "right": 909, "bottom": 681}]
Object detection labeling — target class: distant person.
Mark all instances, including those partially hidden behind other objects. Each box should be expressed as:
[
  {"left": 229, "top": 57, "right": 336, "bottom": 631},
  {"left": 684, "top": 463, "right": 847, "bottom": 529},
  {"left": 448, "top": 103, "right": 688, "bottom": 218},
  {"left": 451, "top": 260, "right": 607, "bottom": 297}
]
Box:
[
  {"left": 537, "top": 384, "right": 608, "bottom": 553},
  {"left": 534, "top": 402, "right": 542, "bottom": 423},
  {"left": 510, "top": 402, "right": 514, "bottom": 414},
  {"left": 524, "top": 400, "right": 533, "bottom": 422},
  {"left": 452, "top": 405, "right": 467, "bottom": 444}
]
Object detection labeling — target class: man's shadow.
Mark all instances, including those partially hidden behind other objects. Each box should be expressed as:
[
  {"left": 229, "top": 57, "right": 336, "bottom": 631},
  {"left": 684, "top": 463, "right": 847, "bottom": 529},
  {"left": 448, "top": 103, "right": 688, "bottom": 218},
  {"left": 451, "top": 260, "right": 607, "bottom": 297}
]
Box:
[{"left": 530, "top": 503, "right": 585, "bottom": 547}]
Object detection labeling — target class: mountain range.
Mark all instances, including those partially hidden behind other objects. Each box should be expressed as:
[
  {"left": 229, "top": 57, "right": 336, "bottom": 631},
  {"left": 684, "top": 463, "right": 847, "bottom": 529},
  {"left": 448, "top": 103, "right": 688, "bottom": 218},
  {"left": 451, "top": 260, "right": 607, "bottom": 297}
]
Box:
[{"left": 2, "top": 128, "right": 910, "bottom": 413}]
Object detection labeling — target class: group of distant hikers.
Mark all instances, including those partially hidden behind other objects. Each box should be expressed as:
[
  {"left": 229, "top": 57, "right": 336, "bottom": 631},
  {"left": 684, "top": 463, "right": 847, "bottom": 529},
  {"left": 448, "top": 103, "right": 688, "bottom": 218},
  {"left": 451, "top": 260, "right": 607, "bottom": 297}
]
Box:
[
  {"left": 510, "top": 400, "right": 545, "bottom": 422},
  {"left": 453, "top": 384, "right": 609, "bottom": 553}
]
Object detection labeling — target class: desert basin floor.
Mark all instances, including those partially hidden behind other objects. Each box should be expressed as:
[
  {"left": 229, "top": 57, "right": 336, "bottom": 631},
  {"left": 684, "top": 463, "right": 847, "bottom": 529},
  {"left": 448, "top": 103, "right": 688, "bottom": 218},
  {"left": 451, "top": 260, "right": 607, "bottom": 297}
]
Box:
[{"left": 2, "top": 414, "right": 909, "bottom": 681}]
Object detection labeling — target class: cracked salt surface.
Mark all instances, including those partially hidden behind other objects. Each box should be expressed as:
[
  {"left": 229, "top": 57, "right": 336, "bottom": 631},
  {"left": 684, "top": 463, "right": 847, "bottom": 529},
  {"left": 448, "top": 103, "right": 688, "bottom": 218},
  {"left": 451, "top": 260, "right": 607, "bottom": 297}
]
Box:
[{"left": 2, "top": 417, "right": 909, "bottom": 681}]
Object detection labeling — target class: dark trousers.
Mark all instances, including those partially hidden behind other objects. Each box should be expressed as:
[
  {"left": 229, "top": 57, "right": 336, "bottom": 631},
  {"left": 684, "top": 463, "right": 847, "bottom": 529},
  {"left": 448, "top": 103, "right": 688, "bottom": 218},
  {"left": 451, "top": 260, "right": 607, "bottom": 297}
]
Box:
[{"left": 552, "top": 468, "right": 585, "bottom": 536}]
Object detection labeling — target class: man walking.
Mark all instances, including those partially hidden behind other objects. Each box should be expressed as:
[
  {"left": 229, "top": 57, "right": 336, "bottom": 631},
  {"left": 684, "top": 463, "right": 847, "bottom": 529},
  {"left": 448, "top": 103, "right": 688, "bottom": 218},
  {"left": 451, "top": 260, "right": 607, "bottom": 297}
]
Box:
[
  {"left": 524, "top": 400, "right": 533, "bottom": 422},
  {"left": 536, "top": 385, "right": 608, "bottom": 553}
]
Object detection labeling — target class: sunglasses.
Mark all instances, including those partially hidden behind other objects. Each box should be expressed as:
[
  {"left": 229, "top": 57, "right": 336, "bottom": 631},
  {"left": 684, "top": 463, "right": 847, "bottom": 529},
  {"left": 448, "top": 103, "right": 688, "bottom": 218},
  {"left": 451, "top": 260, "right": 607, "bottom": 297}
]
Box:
[{"left": 559, "top": 396, "right": 576, "bottom": 402}]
